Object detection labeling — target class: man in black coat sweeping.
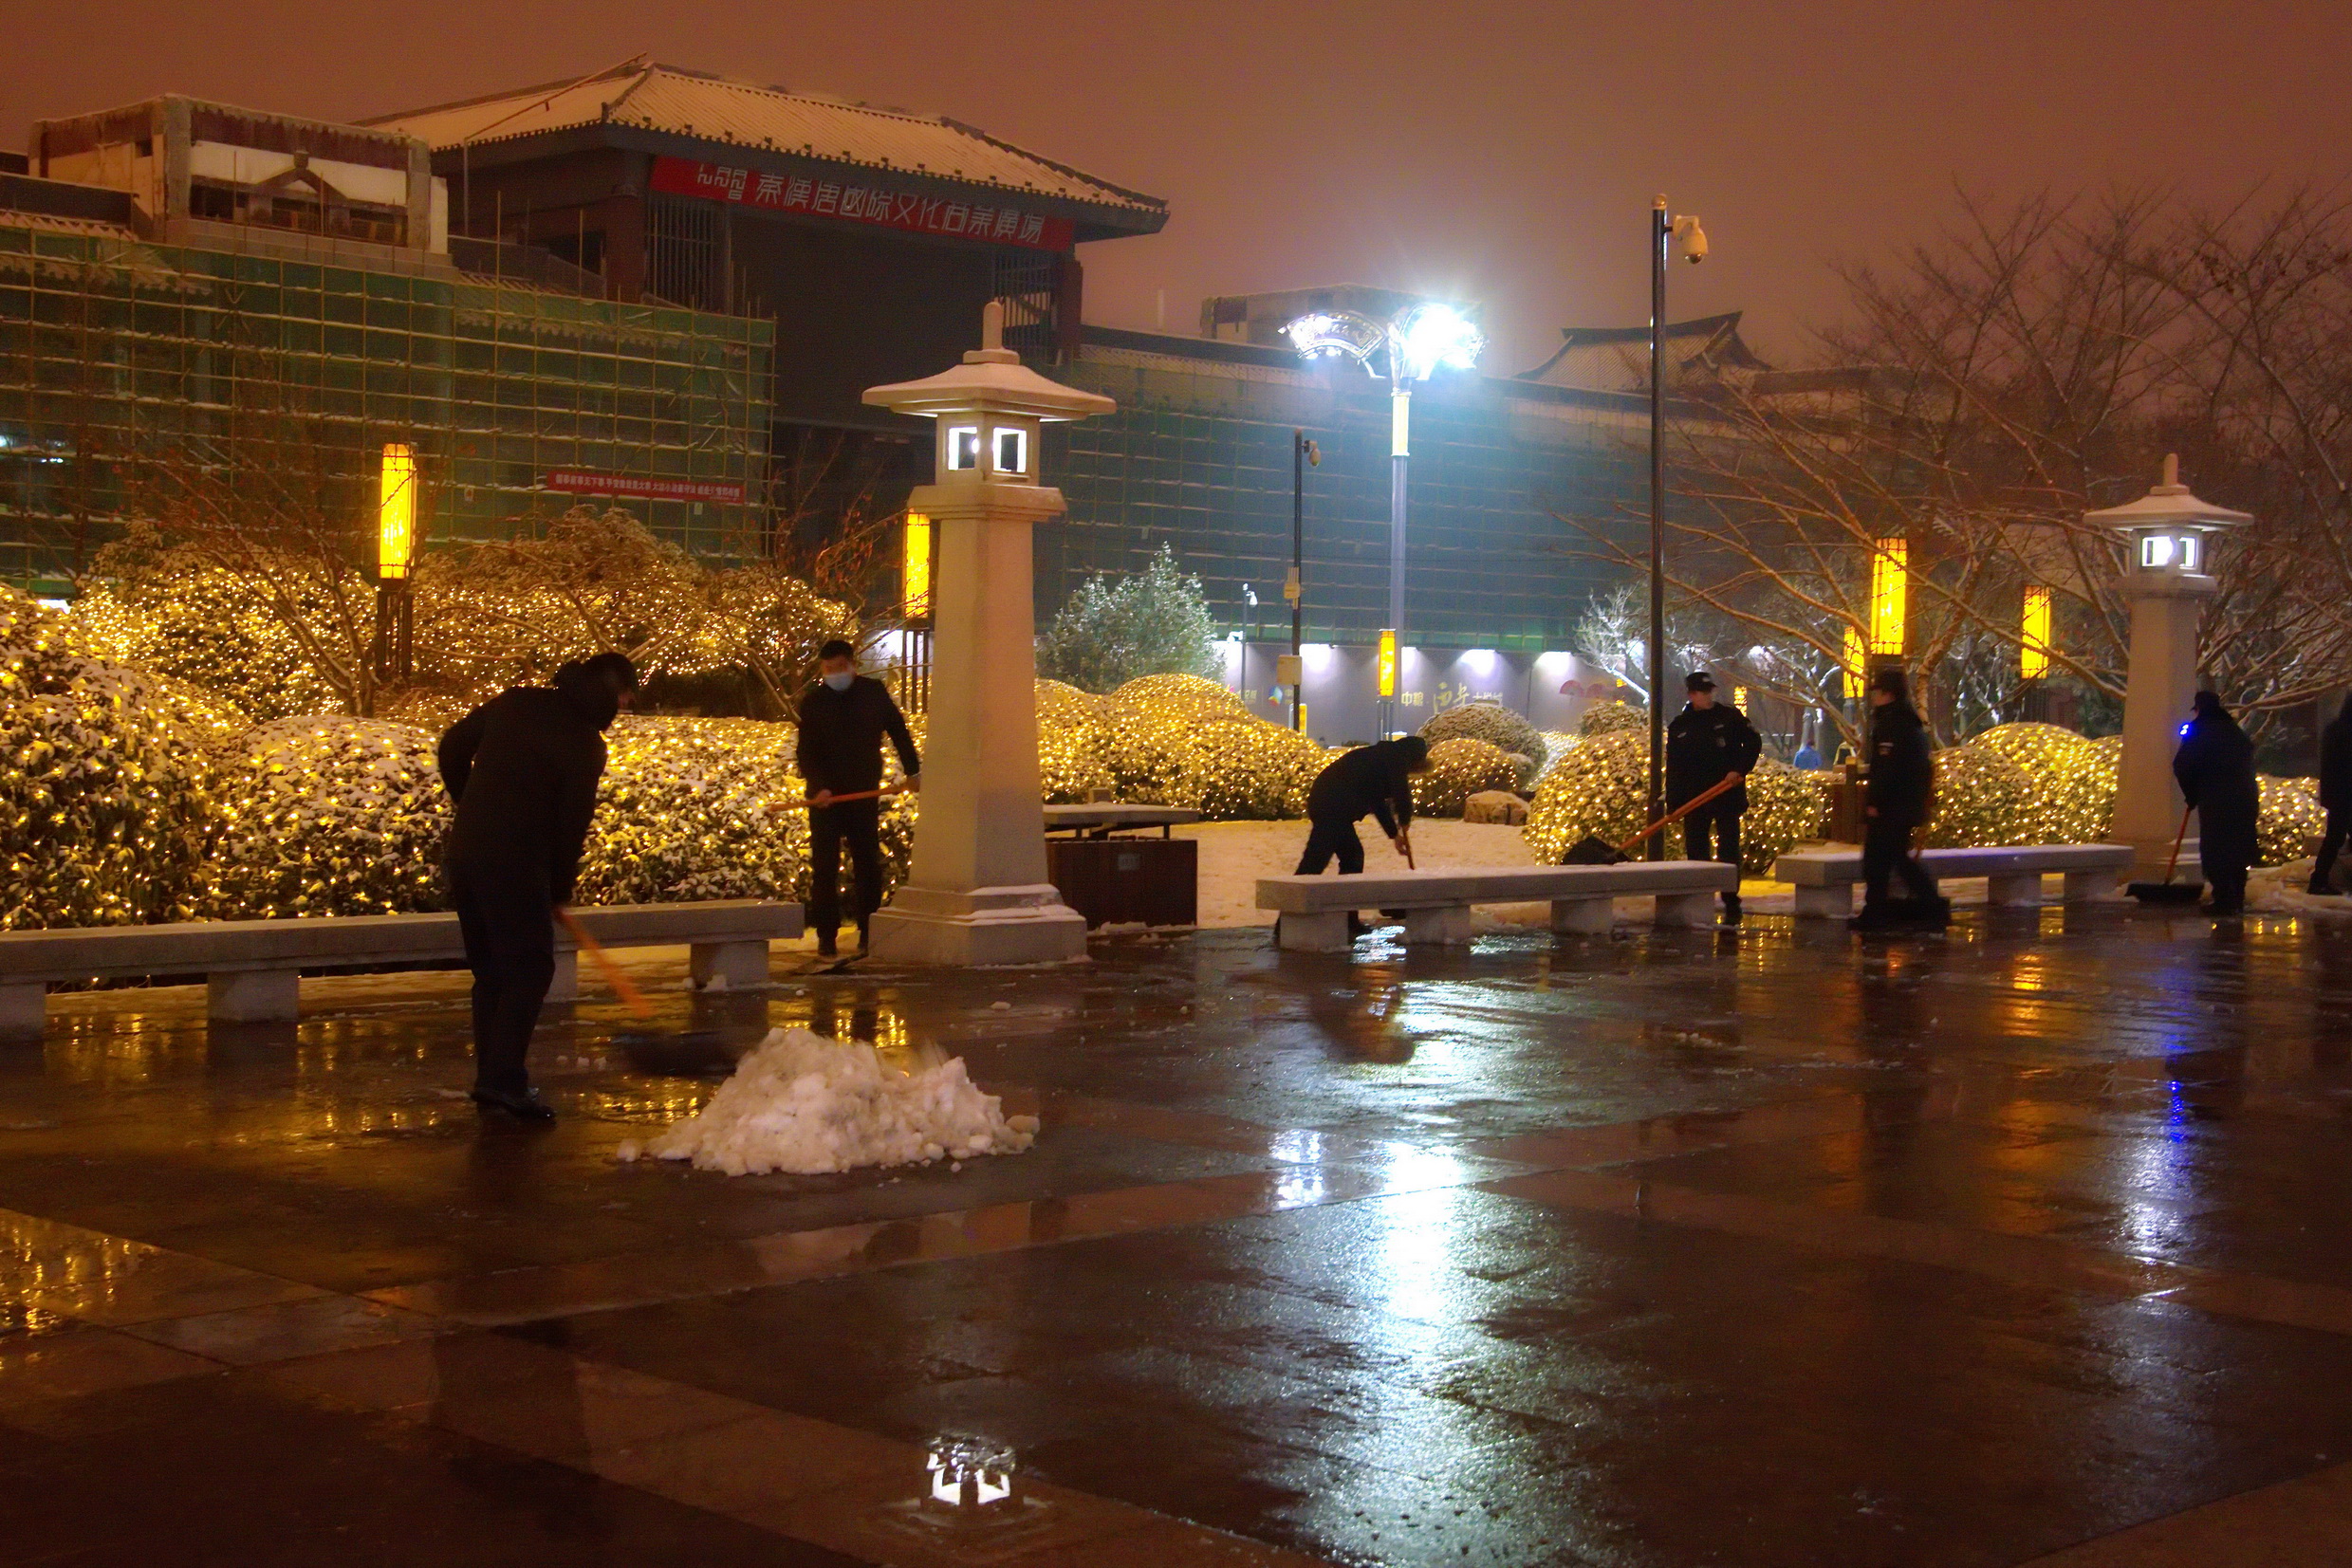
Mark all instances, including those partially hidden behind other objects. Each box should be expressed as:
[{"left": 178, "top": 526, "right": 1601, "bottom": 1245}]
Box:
[
  {"left": 1666, "top": 672, "right": 1762, "bottom": 924},
  {"left": 1287, "top": 736, "right": 1432, "bottom": 941},
  {"left": 1852, "top": 668, "right": 1949, "bottom": 931},
  {"left": 796, "top": 639, "right": 920, "bottom": 958},
  {"left": 437, "top": 653, "right": 638, "bottom": 1122},
  {"left": 2310, "top": 696, "right": 2352, "bottom": 895},
  {"left": 2175, "top": 690, "right": 2260, "bottom": 917}
]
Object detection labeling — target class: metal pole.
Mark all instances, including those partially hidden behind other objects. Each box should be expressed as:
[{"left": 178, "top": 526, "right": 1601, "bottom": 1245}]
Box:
[
  {"left": 1390, "top": 379, "right": 1410, "bottom": 738},
  {"left": 1647, "top": 197, "right": 1669, "bottom": 859},
  {"left": 1291, "top": 429, "right": 1306, "bottom": 730}
]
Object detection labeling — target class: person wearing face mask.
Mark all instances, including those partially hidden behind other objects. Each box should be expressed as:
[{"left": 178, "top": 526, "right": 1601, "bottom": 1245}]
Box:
[
  {"left": 796, "top": 638, "right": 920, "bottom": 957},
  {"left": 437, "top": 652, "right": 639, "bottom": 1122}
]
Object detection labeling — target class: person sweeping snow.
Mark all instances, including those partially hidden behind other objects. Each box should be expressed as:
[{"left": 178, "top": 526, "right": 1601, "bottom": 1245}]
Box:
[
  {"left": 795, "top": 639, "right": 920, "bottom": 958},
  {"left": 436, "top": 653, "right": 637, "bottom": 1123},
  {"left": 1282, "top": 735, "right": 1432, "bottom": 943}
]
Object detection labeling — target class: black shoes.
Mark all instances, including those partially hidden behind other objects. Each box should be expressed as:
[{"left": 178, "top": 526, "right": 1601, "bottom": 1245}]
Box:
[
  {"left": 471, "top": 1086, "right": 556, "bottom": 1124},
  {"left": 1850, "top": 897, "right": 1950, "bottom": 932},
  {"left": 816, "top": 929, "right": 838, "bottom": 958},
  {"left": 1720, "top": 895, "right": 1744, "bottom": 927},
  {"left": 2307, "top": 880, "right": 2343, "bottom": 897}
]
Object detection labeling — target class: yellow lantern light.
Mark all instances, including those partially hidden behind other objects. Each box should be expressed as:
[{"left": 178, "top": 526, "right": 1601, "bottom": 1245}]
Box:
[
  {"left": 903, "top": 512, "right": 933, "bottom": 618},
  {"left": 1732, "top": 686, "right": 1750, "bottom": 710},
  {"left": 2021, "top": 585, "right": 2052, "bottom": 679},
  {"left": 1843, "top": 623, "right": 1866, "bottom": 682},
  {"left": 1377, "top": 628, "right": 1398, "bottom": 698},
  {"left": 378, "top": 443, "right": 417, "bottom": 580},
  {"left": 1868, "top": 537, "right": 1906, "bottom": 656}
]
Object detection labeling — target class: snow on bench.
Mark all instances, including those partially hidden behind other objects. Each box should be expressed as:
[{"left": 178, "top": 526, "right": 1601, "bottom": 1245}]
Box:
[
  {"left": 1772, "top": 844, "right": 2133, "bottom": 918},
  {"left": 1256, "top": 861, "right": 1737, "bottom": 951},
  {"left": 0, "top": 899, "right": 804, "bottom": 1034}
]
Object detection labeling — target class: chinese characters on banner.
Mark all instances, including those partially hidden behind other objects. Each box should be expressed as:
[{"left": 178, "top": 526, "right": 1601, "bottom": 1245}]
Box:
[
  {"left": 545, "top": 469, "right": 746, "bottom": 505},
  {"left": 648, "top": 157, "right": 1076, "bottom": 250}
]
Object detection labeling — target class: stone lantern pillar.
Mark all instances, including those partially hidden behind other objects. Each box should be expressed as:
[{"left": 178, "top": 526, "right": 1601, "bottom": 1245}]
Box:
[
  {"left": 2085, "top": 455, "right": 2250, "bottom": 880},
  {"left": 860, "top": 304, "right": 1115, "bottom": 965}
]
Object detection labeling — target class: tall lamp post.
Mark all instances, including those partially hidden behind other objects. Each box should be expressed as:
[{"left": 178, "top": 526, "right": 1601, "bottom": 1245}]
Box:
[
  {"left": 1286, "top": 303, "right": 1484, "bottom": 736},
  {"left": 1284, "top": 430, "right": 1319, "bottom": 730},
  {"left": 1646, "top": 197, "right": 1708, "bottom": 856}
]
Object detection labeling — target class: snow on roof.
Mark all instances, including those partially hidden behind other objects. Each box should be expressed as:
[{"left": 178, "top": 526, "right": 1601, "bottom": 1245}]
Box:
[
  {"left": 1517, "top": 311, "right": 1769, "bottom": 391},
  {"left": 363, "top": 62, "right": 1164, "bottom": 220}
]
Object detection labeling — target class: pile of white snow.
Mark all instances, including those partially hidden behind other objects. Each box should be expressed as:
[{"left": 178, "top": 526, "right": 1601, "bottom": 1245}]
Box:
[{"left": 627, "top": 1027, "right": 1039, "bottom": 1175}]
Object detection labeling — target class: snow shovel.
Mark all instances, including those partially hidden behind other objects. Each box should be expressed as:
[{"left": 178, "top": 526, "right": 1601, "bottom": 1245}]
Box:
[
  {"left": 1563, "top": 775, "right": 1740, "bottom": 865},
  {"left": 2126, "top": 807, "right": 2205, "bottom": 904},
  {"left": 771, "top": 784, "right": 909, "bottom": 814},
  {"left": 555, "top": 908, "right": 731, "bottom": 1070}
]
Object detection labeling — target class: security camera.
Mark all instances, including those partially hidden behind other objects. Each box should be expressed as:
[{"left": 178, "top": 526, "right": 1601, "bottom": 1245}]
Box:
[{"left": 1674, "top": 214, "right": 1708, "bottom": 265}]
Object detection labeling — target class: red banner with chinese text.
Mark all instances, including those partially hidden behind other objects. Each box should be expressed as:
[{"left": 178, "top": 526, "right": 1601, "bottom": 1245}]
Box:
[{"left": 649, "top": 157, "right": 1075, "bottom": 251}]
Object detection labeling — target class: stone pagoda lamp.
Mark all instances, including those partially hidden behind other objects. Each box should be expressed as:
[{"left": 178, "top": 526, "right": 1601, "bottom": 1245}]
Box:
[
  {"left": 2085, "top": 454, "right": 2251, "bottom": 881},
  {"left": 860, "top": 304, "right": 1114, "bottom": 965}
]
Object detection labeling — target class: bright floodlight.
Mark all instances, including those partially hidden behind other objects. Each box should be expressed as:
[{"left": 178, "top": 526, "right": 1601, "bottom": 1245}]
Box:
[
  {"left": 1283, "top": 310, "right": 1384, "bottom": 372},
  {"left": 1392, "top": 302, "right": 1484, "bottom": 381}
]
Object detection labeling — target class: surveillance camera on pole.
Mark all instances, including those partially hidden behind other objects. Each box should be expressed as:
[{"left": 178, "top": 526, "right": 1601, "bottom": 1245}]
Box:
[{"left": 1674, "top": 214, "right": 1708, "bottom": 265}]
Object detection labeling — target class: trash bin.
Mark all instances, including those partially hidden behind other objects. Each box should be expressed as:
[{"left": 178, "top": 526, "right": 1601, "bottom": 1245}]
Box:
[{"left": 1046, "top": 836, "right": 1197, "bottom": 929}]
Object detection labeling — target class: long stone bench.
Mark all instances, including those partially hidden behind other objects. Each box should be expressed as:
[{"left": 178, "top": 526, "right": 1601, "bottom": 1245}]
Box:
[
  {"left": 1257, "top": 861, "right": 1738, "bottom": 951},
  {"left": 1772, "top": 844, "right": 2133, "bottom": 918},
  {"left": 0, "top": 899, "right": 805, "bottom": 1035}
]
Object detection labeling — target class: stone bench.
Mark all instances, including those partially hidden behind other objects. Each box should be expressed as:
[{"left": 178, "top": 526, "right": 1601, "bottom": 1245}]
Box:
[
  {"left": 0, "top": 899, "right": 805, "bottom": 1035},
  {"left": 1772, "top": 844, "right": 2133, "bottom": 918},
  {"left": 1257, "top": 860, "right": 1738, "bottom": 950}
]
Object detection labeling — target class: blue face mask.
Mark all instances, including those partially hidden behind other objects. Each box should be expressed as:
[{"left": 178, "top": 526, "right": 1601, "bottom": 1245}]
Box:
[{"left": 824, "top": 671, "right": 854, "bottom": 692}]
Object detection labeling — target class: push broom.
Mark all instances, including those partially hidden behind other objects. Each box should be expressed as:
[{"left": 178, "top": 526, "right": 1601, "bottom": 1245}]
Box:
[
  {"left": 1563, "top": 775, "right": 1741, "bottom": 865},
  {"left": 554, "top": 908, "right": 732, "bottom": 1073},
  {"left": 2126, "top": 806, "right": 2204, "bottom": 904}
]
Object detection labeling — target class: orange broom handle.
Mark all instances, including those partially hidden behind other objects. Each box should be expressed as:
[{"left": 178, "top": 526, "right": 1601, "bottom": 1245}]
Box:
[{"left": 555, "top": 907, "right": 654, "bottom": 1022}]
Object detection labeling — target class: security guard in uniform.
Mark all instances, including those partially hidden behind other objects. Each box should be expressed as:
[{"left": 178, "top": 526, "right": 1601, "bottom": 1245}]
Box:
[{"left": 1665, "top": 672, "right": 1762, "bottom": 924}]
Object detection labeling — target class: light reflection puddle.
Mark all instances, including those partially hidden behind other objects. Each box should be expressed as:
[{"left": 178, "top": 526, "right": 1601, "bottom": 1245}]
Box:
[{"left": 876, "top": 1440, "right": 1059, "bottom": 1551}]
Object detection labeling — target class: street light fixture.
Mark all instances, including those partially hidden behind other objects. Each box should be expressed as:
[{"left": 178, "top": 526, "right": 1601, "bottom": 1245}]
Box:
[
  {"left": 1646, "top": 197, "right": 1708, "bottom": 857},
  {"left": 1286, "top": 301, "right": 1484, "bottom": 735}
]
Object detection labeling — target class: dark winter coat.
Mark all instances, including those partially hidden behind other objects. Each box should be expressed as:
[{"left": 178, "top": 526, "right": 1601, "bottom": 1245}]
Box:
[
  {"left": 794, "top": 675, "right": 919, "bottom": 797},
  {"left": 437, "top": 666, "right": 620, "bottom": 903},
  {"left": 1306, "top": 739, "right": 1419, "bottom": 838},
  {"left": 1666, "top": 701, "right": 1763, "bottom": 814},
  {"left": 1864, "top": 701, "right": 1935, "bottom": 828},
  {"left": 2321, "top": 702, "right": 2352, "bottom": 815},
  {"left": 2175, "top": 711, "right": 2260, "bottom": 872}
]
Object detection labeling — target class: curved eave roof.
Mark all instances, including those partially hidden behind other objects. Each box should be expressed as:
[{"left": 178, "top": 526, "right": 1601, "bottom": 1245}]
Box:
[{"left": 363, "top": 64, "right": 1166, "bottom": 237}]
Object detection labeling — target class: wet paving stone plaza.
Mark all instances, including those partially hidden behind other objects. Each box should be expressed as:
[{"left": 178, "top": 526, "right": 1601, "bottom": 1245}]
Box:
[{"left": 7, "top": 904, "right": 2352, "bottom": 1566}]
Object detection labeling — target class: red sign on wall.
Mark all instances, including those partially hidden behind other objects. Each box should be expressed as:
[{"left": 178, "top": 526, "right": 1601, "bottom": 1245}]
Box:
[
  {"left": 649, "top": 157, "right": 1075, "bottom": 251},
  {"left": 545, "top": 469, "right": 745, "bottom": 504}
]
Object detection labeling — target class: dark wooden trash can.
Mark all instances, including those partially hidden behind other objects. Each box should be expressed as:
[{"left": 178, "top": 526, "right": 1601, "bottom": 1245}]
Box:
[{"left": 1046, "top": 837, "right": 1198, "bottom": 929}]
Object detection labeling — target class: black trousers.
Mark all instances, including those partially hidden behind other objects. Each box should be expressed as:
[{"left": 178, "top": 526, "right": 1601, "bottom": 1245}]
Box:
[
  {"left": 2314, "top": 808, "right": 2349, "bottom": 890},
  {"left": 448, "top": 860, "right": 555, "bottom": 1096},
  {"left": 1861, "top": 817, "right": 1940, "bottom": 908},
  {"left": 1680, "top": 806, "right": 1742, "bottom": 894},
  {"left": 808, "top": 797, "right": 884, "bottom": 934},
  {"left": 1294, "top": 815, "right": 1367, "bottom": 876}
]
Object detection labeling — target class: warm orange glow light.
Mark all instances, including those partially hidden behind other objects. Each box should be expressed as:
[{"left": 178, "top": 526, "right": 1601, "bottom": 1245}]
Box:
[
  {"left": 1868, "top": 537, "right": 1907, "bottom": 656},
  {"left": 2021, "top": 585, "right": 2052, "bottom": 679},
  {"left": 1377, "top": 628, "right": 1398, "bottom": 698},
  {"left": 903, "top": 512, "right": 933, "bottom": 618},
  {"left": 378, "top": 443, "right": 417, "bottom": 580}
]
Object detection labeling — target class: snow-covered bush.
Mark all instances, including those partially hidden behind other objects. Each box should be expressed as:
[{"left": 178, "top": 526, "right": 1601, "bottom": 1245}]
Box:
[
  {"left": 1964, "top": 723, "right": 2116, "bottom": 845},
  {"left": 1580, "top": 700, "right": 1646, "bottom": 737},
  {"left": 1413, "top": 736, "right": 1523, "bottom": 819},
  {"left": 1161, "top": 719, "right": 1329, "bottom": 820},
  {"left": 1421, "top": 699, "right": 1542, "bottom": 774},
  {"left": 1035, "top": 544, "right": 1221, "bottom": 692},
  {"left": 581, "top": 716, "right": 813, "bottom": 906},
  {"left": 0, "top": 590, "right": 218, "bottom": 928},
  {"left": 1523, "top": 728, "right": 1647, "bottom": 865},
  {"left": 1035, "top": 679, "right": 1115, "bottom": 802},
  {"left": 201, "top": 717, "right": 450, "bottom": 917}
]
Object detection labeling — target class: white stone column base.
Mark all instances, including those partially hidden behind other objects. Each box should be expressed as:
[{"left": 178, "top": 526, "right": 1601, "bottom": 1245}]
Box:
[
  {"left": 209, "top": 968, "right": 299, "bottom": 1024},
  {"left": 1399, "top": 906, "right": 1474, "bottom": 946},
  {"left": 1986, "top": 873, "right": 2044, "bottom": 908},
  {"left": 1550, "top": 896, "right": 1614, "bottom": 934},
  {"left": 869, "top": 883, "right": 1087, "bottom": 967},
  {"left": 0, "top": 982, "right": 45, "bottom": 1038},
  {"left": 1793, "top": 884, "right": 1854, "bottom": 920},
  {"left": 1654, "top": 892, "right": 1716, "bottom": 929},
  {"left": 691, "top": 939, "right": 769, "bottom": 990}
]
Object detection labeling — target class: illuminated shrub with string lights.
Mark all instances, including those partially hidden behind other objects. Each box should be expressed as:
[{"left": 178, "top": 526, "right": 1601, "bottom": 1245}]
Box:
[
  {"left": 1035, "top": 679, "right": 1115, "bottom": 802},
  {"left": 1413, "top": 736, "right": 1523, "bottom": 819},
  {"left": 0, "top": 590, "right": 217, "bottom": 928},
  {"left": 1522, "top": 728, "right": 1647, "bottom": 864},
  {"left": 579, "top": 716, "right": 811, "bottom": 907},
  {"left": 1102, "top": 673, "right": 1250, "bottom": 802},
  {"left": 2259, "top": 775, "right": 2325, "bottom": 866},
  {"left": 1534, "top": 730, "right": 1579, "bottom": 783},
  {"left": 1579, "top": 700, "right": 1646, "bottom": 737},
  {"left": 1965, "top": 723, "right": 2116, "bottom": 844},
  {"left": 1160, "top": 719, "right": 1330, "bottom": 820},
  {"left": 200, "top": 717, "right": 450, "bottom": 918},
  {"left": 70, "top": 570, "right": 343, "bottom": 723},
  {"left": 1419, "top": 699, "right": 1542, "bottom": 773},
  {"left": 1738, "top": 760, "right": 1835, "bottom": 872},
  {"left": 1919, "top": 745, "right": 2041, "bottom": 849}
]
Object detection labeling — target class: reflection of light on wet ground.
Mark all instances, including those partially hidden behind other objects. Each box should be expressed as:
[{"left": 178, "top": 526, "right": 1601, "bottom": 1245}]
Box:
[
  {"left": 927, "top": 1441, "right": 1015, "bottom": 1507},
  {"left": 1373, "top": 1174, "right": 1470, "bottom": 1323}
]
